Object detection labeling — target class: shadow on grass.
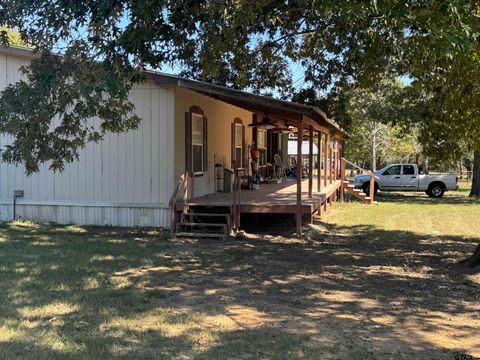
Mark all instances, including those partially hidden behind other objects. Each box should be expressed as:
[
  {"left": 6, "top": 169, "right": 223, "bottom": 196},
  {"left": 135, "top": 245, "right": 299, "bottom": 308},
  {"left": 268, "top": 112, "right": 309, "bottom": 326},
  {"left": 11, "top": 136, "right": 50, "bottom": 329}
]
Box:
[
  {"left": 0, "top": 220, "right": 479, "bottom": 358},
  {"left": 372, "top": 190, "right": 479, "bottom": 205}
]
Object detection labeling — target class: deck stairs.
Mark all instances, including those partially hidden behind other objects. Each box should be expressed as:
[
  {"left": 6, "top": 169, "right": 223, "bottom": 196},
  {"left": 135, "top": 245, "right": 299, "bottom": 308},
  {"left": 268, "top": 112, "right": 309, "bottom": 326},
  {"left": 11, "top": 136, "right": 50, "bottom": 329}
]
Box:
[
  {"left": 343, "top": 180, "right": 376, "bottom": 204},
  {"left": 175, "top": 205, "right": 231, "bottom": 239}
]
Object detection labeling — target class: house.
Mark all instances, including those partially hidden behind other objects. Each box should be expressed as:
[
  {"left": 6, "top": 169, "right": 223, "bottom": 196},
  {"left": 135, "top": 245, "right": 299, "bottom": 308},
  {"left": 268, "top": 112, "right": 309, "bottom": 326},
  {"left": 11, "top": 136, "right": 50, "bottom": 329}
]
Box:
[{"left": 0, "top": 46, "right": 350, "bottom": 236}]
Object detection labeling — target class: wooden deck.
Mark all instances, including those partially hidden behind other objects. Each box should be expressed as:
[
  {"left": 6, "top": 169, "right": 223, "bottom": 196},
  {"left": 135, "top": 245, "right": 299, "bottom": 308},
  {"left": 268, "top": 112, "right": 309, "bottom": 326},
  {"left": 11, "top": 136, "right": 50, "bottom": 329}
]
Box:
[{"left": 186, "top": 177, "right": 342, "bottom": 216}]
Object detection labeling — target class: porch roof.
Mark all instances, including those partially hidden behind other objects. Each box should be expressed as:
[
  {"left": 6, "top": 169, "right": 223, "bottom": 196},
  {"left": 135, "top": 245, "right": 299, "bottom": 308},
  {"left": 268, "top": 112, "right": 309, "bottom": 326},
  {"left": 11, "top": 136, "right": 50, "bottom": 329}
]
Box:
[{"left": 146, "top": 71, "right": 347, "bottom": 138}]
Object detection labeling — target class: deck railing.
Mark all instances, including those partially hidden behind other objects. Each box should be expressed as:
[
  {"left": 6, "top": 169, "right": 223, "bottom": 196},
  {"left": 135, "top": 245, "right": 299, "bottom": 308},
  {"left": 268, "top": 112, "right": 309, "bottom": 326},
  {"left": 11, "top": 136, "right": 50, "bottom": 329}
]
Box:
[
  {"left": 340, "top": 158, "right": 376, "bottom": 204},
  {"left": 169, "top": 172, "right": 189, "bottom": 232}
]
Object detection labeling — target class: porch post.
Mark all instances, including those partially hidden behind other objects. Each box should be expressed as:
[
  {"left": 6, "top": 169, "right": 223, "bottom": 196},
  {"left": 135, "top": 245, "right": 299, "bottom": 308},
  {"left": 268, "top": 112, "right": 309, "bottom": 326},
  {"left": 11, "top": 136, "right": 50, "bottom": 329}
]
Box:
[
  {"left": 296, "top": 118, "right": 304, "bottom": 236},
  {"left": 252, "top": 113, "right": 258, "bottom": 145},
  {"left": 340, "top": 156, "right": 345, "bottom": 202},
  {"left": 334, "top": 139, "right": 338, "bottom": 180},
  {"left": 323, "top": 132, "right": 328, "bottom": 187},
  {"left": 308, "top": 126, "right": 313, "bottom": 198},
  {"left": 317, "top": 131, "right": 321, "bottom": 193},
  {"left": 329, "top": 139, "right": 333, "bottom": 184}
]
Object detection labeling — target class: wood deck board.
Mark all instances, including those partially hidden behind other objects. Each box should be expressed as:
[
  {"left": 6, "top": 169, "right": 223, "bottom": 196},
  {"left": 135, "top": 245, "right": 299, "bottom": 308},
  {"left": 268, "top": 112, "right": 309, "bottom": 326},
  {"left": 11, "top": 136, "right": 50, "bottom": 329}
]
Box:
[{"left": 185, "top": 178, "right": 342, "bottom": 214}]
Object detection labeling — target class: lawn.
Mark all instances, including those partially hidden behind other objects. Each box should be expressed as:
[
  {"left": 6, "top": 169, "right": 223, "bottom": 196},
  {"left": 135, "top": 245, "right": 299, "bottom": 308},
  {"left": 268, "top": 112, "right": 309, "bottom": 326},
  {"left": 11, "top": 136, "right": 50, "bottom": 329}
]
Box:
[{"left": 0, "top": 184, "right": 479, "bottom": 359}]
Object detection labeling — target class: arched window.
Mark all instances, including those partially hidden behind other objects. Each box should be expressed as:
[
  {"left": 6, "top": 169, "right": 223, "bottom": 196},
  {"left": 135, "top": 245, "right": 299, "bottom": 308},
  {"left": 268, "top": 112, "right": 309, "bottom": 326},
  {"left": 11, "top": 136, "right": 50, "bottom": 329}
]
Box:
[
  {"left": 231, "top": 118, "right": 245, "bottom": 169},
  {"left": 185, "top": 106, "right": 207, "bottom": 175}
]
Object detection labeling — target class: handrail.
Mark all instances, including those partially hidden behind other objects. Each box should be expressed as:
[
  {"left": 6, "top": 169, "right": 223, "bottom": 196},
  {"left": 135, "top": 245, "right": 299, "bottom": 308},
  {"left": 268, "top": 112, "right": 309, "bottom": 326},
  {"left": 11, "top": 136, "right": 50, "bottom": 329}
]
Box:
[
  {"left": 342, "top": 158, "right": 370, "bottom": 174},
  {"left": 169, "top": 172, "right": 189, "bottom": 232},
  {"left": 341, "top": 158, "right": 376, "bottom": 204}
]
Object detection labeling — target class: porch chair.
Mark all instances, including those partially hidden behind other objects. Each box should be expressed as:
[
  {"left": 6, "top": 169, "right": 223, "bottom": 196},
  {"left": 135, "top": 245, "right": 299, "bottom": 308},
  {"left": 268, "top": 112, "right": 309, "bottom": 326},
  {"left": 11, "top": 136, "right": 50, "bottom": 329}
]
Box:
[{"left": 274, "top": 154, "right": 287, "bottom": 179}]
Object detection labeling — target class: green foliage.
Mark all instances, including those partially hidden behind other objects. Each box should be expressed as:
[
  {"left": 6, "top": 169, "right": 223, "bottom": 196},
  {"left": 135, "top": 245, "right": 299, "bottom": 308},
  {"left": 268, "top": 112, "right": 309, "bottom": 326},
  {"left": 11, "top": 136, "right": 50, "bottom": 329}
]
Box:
[
  {"left": 0, "top": 26, "right": 30, "bottom": 47},
  {"left": 0, "top": 0, "right": 479, "bottom": 172},
  {"left": 330, "top": 79, "right": 422, "bottom": 169},
  {"left": 414, "top": 53, "right": 480, "bottom": 162},
  {"left": 293, "top": 79, "right": 423, "bottom": 169},
  {"left": 0, "top": 47, "right": 141, "bottom": 174}
]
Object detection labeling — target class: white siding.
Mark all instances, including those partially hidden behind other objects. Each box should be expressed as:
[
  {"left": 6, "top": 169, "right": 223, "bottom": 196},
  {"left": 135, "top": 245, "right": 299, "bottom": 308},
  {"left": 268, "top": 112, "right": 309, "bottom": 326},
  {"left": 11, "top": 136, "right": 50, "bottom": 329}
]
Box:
[{"left": 0, "top": 52, "right": 175, "bottom": 227}]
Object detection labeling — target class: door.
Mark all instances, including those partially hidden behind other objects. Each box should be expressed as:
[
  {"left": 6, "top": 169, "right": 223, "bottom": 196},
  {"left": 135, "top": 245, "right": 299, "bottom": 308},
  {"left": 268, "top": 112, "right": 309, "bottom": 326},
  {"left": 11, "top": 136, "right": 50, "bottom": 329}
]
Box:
[
  {"left": 379, "top": 165, "right": 402, "bottom": 190},
  {"left": 398, "top": 165, "right": 418, "bottom": 190}
]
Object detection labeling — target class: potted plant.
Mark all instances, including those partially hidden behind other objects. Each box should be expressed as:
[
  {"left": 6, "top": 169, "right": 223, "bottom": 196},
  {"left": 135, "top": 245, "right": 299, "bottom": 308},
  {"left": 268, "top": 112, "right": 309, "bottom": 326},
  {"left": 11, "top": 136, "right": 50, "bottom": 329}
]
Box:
[{"left": 250, "top": 146, "right": 260, "bottom": 161}]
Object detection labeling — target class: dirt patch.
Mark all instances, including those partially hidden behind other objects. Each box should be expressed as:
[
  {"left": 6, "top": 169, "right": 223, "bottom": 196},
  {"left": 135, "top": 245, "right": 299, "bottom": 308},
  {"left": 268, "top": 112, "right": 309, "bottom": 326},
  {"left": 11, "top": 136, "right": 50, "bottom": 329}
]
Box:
[{"left": 150, "top": 222, "right": 480, "bottom": 359}]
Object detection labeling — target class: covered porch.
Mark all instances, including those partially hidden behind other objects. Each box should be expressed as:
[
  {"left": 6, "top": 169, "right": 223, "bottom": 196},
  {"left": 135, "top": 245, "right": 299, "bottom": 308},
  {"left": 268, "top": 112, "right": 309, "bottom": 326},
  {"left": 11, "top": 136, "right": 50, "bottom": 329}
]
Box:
[{"left": 157, "top": 73, "right": 348, "bottom": 236}]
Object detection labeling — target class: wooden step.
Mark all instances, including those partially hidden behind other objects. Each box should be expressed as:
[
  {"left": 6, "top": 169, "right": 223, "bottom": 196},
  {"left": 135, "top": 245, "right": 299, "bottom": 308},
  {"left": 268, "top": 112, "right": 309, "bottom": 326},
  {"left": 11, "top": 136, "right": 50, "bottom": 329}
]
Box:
[
  {"left": 180, "top": 214, "right": 230, "bottom": 227},
  {"left": 344, "top": 188, "right": 373, "bottom": 204},
  {"left": 175, "top": 232, "right": 226, "bottom": 239},
  {"left": 184, "top": 212, "right": 230, "bottom": 217},
  {"left": 178, "top": 222, "right": 226, "bottom": 228}
]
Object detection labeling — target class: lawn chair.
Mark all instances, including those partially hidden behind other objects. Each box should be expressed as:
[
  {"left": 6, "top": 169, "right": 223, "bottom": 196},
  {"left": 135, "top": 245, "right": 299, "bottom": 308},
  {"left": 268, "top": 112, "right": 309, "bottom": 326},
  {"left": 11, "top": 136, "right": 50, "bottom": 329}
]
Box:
[{"left": 274, "top": 154, "right": 287, "bottom": 179}]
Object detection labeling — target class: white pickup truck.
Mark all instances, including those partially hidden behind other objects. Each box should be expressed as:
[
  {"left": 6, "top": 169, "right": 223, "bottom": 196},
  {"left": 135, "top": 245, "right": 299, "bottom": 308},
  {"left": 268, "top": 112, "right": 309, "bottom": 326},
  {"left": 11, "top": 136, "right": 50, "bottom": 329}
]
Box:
[{"left": 354, "top": 164, "right": 458, "bottom": 198}]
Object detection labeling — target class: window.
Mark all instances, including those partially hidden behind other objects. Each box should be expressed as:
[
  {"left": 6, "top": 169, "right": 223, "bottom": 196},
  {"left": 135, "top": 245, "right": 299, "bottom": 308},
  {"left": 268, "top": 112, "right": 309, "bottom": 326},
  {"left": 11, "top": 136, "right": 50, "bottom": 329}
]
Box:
[
  {"left": 234, "top": 123, "right": 243, "bottom": 168},
  {"left": 192, "top": 113, "right": 204, "bottom": 174},
  {"left": 403, "top": 165, "right": 415, "bottom": 175},
  {"left": 186, "top": 109, "right": 207, "bottom": 176},
  {"left": 257, "top": 129, "right": 267, "bottom": 165},
  {"left": 382, "top": 165, "right": 401, "bottom": 176}
]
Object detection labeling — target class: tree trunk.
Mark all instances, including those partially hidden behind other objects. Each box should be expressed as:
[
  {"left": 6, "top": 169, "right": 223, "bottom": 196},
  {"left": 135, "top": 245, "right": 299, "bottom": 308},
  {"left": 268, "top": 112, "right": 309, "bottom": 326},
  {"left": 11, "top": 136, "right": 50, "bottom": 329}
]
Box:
[
  {"left": 372, "top": 129, "right": 377, "bottom": 172},
  {"left": 423, "top": 156, "right": 429, "bottom": 174},
  {"left": 469, "top": 149, "right": 480, "bottom": 197},
  {"left": 459, "top": 150, "right": 480, "bottom": 269},
  {"left": 460, "top": 243, "right": 480, "bottom": 268}
]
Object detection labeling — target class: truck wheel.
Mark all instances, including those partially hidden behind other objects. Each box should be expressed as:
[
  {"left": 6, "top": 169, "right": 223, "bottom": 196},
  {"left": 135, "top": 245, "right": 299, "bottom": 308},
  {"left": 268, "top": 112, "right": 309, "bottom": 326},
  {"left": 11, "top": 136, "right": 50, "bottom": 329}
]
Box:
[
  {"left": 428, "top": 183, "right": 445, "bottom": 198},
  {"left": 362, "top": 182, "right": 378, "bottom": 197}
]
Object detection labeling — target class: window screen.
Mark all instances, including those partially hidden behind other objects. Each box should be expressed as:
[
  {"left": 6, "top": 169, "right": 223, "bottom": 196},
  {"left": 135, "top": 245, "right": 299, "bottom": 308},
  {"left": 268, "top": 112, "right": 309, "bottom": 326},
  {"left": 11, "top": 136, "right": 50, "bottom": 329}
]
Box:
[
  {"left": 192, "top": 113, "right": 204, "bottom": 174},
  {"left": 257, "top": 129, "right": 266, "bottom": 149},
  {"left": 234, "top": 123, "right": 243, "bottom": 168}
]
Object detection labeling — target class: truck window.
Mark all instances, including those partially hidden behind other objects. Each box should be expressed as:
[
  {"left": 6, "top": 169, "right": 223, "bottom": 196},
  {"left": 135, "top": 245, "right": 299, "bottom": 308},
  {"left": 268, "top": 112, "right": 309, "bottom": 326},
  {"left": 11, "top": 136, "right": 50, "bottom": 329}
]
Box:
[
  {"left": 382, "top": 165, "right": 401, "bottom": 175},
  {"left": 402, "top": 165, "right": 415, "bottom": 175}
]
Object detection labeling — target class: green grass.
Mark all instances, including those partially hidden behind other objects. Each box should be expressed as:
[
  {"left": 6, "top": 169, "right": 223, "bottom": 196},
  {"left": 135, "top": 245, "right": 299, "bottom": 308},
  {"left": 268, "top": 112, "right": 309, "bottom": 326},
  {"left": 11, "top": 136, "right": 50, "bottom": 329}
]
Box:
[
  {"left": 0, "top": 221, "right": 333, "bottom": 360},
  {"left": 1, "top": 185, "right": 479, "bottom": 359},
  {"left": 329, "top": 183, "right": 480, "bottom": 238}
]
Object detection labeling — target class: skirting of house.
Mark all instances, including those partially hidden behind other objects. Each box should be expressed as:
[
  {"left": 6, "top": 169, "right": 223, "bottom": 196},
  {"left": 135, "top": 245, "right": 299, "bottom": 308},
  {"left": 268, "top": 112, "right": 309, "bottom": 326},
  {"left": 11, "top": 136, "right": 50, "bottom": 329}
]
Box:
[{"left": 0, "top": 201, "right": 170, "bottom": 227}]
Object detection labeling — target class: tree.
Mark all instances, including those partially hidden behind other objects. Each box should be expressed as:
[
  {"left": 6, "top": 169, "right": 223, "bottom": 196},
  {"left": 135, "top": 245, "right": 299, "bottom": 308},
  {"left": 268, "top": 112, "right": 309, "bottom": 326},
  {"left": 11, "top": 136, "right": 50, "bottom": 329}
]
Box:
[
  {"left": 411, "top": 52, "right": 480, "bottom": 197},
  {"left": 0, "top": 0, "right": 478, "bottom": 173},
  {"left": 1, "top": 1, "right": 480, "bottom": 265},
  {"left": 293, "top": 80, "right": 423, "bottom": 171},
  {"left": 342, "top": 80, "right": 421, "bottom": 171},
  {"left": 0, "top": 26, "right": 30, "bottom": 47}
]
